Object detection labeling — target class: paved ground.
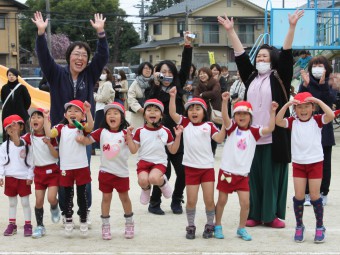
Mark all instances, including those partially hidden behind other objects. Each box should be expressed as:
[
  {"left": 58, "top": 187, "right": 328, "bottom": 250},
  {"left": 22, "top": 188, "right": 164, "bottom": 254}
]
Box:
[{"left": 0, "top": 116, "right": 340, "bottom": 254}]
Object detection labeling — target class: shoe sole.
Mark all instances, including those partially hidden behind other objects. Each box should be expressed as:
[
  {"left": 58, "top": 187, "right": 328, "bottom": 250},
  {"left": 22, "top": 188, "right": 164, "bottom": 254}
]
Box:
[
  {"left": 186, "top": 235, "right": 195, "bottom": 240},
  {"left": 4, "top": 230, "right": 17, "bottom": 236}
]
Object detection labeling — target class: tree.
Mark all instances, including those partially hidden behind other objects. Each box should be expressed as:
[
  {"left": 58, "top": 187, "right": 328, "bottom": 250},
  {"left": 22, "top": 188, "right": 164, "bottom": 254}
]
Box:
[
  {"left": 148, "top": 0, "right": 183, "bottom": 15},
  {"left": 20, "top": 0, "right": 140, "bottom": 64},
  {"left": 50, "top": 34, "right": 70, "bottom": 60}
]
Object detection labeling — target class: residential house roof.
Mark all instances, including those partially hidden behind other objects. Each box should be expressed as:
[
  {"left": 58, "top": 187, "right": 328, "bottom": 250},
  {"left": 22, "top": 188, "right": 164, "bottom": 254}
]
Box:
[
  {"left": 131, "top": 37, "right": 184, "bottom": 51},
  {"left": 3, "top": 0, "right": 29, "bottom": 9}
]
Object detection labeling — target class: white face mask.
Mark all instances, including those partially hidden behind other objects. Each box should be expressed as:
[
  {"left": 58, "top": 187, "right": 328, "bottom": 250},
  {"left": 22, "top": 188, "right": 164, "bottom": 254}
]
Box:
[
  {"left": 100, "top": 74, "right": 107, "bottom": 81},
  {"left": 256, "top": 62, "right": 271, "bottom": 74},
  {"left": 311, "top": 67, "right": 325, "bottom": 79}
]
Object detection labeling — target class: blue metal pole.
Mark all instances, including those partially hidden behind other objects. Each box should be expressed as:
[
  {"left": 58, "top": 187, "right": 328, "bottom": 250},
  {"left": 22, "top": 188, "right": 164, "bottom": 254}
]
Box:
[{"left": 264, "top": 0, "right": 272, "bottom": 44}]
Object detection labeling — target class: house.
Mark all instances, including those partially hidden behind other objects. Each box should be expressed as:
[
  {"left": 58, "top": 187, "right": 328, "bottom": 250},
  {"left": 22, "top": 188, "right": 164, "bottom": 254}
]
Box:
[
  {"left": 131, "top": 0, "right": 265, "bottom": 70},
  {"left": 0, "top": 0, "right": 28, "bottom": 69}
]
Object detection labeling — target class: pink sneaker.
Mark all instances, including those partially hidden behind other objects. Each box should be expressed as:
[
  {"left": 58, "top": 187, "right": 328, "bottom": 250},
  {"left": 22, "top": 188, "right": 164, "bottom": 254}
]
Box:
[
  {"left": 102, "top": 223, "right": 112, "bottom": 240},
  {"left": 24, "top": 224, "right": 33, "bottom": 237},
  {"left": 266, "top": 218, "right": 285, "bottom": 228},
  {"left": 140, "top": 188, "right": 151, "bottom": 205},
  {"left": 246, "top": 219, "right": 262, "bottom": 227},
  {"left": 125, "top": 222, "right": 134, "bottom": 239},
  {"left": 160, "top": 179, "right": 173, "bottom": 199},
  {"left": 3, "top": 224, "right": 17, "bottom": 236}
]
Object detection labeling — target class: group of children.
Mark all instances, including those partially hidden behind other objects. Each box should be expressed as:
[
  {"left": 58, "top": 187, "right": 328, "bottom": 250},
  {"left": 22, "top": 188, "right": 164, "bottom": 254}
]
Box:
[{"left": 0, "top": 88, "right": 336, "bottom": 243}]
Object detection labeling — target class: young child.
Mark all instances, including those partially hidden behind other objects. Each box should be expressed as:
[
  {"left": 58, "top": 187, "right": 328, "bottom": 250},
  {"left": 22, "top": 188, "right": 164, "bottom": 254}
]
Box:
[
  {"left": 168, "top": 87, "right": 226, "bottom": 240},
  {"left": 126, "top": 99, "right": 182, "bottom": 206},
  {"left": 45, "top": 99, "right": 94, "bottom": 237},
  {"left": 276, "top": 92, "right": 334, "bottom": 243},
  {"left": 0, "top": 115, "right": 34, "bottom": 237},
  {"left": 76, "top": 102, "right": 134, "bottom": 240},
  {"left": 215, "top": 92, "right": 277, "bottom": 241},
  {"left": 21, "top": 108, "right": 60, "bottom": 238}
]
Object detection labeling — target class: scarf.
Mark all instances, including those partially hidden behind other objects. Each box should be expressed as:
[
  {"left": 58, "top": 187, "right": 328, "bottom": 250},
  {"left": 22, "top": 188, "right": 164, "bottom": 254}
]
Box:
[{"left": 136, "top": 75, "right": 153, "bottom": 90}]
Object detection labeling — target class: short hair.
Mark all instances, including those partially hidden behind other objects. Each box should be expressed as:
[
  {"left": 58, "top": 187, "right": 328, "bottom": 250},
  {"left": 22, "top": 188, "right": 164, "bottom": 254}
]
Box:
[
  {"left": 7, "top": 68, "right": 20, "bottom": 77},
  {"left": 253, "top": 44, "right": 279, "bottom": 70},
  {"left": 221, "top": 66, "right": 228, "bottom": 71},
  {"left": 65, "top": 41, "right": 91, "bottom": 65},
  {"left": 198, "top": 67, "right": 213, "bottom": 80},
  {"left": 156, "top": 60, "right": 178, "bottom": 78},
  {"left": 137, "top": 62, "right": 153, "bottom": 76},
  {"left": 210, "top": 64, "right": 222, "bottom": 74},
  {"left": 307, "top": 55, "right": 333, "bottom": 77}
]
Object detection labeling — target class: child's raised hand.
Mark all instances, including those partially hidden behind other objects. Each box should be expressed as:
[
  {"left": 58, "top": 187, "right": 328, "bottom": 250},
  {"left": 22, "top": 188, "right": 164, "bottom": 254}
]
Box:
[
  {"left": 0, "top": 179, "right": 3, "bottom": 187},
  {"left": 173, "top": 125, "right": 183, "bottom": 136},
  {"left": 76, "top": 135, "right": 86, "bottom": 144},
  {"left": 26, "top": 179, "right": 33, "bottom": 185},
  {"left": 221, "top": 91, "right": 230, "bottom": 101},
  {"left": 125, "top": 126, "right": 134, "bottom": 139},
  {"left": 305, "top": 96, "right": 319, "bottom": 104},
  {"left": 217, "top": 14, "right": 234, "bottom": 31},
  {"left": 271, "top": 101, "right": 279, "bottom": 111},
  {"left": 42, "top": 137, "right": 51, "bottom": 145},
  {"left": 169, "top": 87, "right": 177, "bottom": 97},
  {"left": 83, "top": 101, "right": 91, "bottom": 112},
  {"left": 43, "top": 109, "right": 50, "bottom": 119}
]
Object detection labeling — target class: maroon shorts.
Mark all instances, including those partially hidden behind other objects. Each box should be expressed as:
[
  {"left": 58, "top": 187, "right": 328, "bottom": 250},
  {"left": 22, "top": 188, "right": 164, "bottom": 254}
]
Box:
[
  {"left": 216, "top": 170, "right": 249, "bottom": 194},
  {"left": 185, "top": 166, "right": 215, "bottom": 185},
  {"left": 98, "top": 170, "right": 129, "bottom": 193},
  {"left": 59, "top": 167, "right": 91, "bottom": 187},
  {"left": 292, "top": 161, "right": 323, "bottom": 179},
  {"left": 4, "top": 177, "right": 31, "bottom": 197},
  {"left": 136, "top": 160, "right": 166, "bottom": 175},
  {"left": 34, "top": 164, "right": 60, "bottom": 190}
]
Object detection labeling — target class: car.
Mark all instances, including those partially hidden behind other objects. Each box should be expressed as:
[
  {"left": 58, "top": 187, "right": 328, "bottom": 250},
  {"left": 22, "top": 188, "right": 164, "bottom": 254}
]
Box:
[
  {"left": 113, "top": 66, "right": 136, "bottom": 79},
  {"left": 127, "top": 78, "right": 135, "bottom": 88},
  {"left": 22, "top": 77, "right": 42, "bottom": 89}
]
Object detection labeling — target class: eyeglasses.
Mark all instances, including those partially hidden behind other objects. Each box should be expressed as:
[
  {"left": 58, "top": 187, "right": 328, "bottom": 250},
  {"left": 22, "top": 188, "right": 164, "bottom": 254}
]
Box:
[{"left": 71, "top": 52, "right": 88, "bottom": 59}]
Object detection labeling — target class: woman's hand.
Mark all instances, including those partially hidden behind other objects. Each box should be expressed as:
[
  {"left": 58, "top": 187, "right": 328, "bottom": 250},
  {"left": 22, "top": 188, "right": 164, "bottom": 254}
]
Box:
[
  {"left": 217, "top": 14, "right": 234, "bottom": 32},
  {"left": 31, "top": 11, "right": 48, "bottom": 35},
  {"left": 300, "top": 69, "right": 309, "bottom": 87},
  {"left": 319, "top": 70, "right": 326, "bottom": 85},
  {"left": 288, "top": 9, "right": 304, "bottom": 27},
  {"left": 184, "top": 31, "right": 193, "bottom": 45},
  {"left": 90, "top": 13, "right": 106, "bottom": 33}
]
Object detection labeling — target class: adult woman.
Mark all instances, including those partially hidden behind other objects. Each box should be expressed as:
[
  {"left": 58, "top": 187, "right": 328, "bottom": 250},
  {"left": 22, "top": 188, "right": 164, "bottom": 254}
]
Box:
[
  {"left": 229, "top": 71, "right": 246, "bottom": 114},
  {"left": 93, "top": 67, "right": 115, "bottom": 149},
  {"left": 193, "top": 67, "right": 222, "bottom": 155},
  {"left": 146, "top": 32, "right": 193, "bottom": 215},
  {"left": 210, "top": 64, "right": 227, "bottom": 92},
  {"left": 117, "top": 70, "right": 129, "bottom": 109},
  {"left": 218, "top": 9, "right": 304, "bottom": 227},
  {"left": 127, "top": 62, "right": 153, "bottom": 130},
  {"left": 299, "top": 56, "right": 336, "bottom": 206},
  {"left": 183, "top": 64, "right": 199, "bottom": 102},
  {"left": 1, "top": 68, "right": 31, "bottom": 141}
]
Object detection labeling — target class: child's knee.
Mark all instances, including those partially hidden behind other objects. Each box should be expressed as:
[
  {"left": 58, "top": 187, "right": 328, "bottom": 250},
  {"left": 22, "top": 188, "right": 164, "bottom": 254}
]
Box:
[
  {"left": 9, "top": 197, "right": 18, "bottom": 208},
  {"left": 138, "top": 178, "right": 149, "bottom": 188},
  {"left": 21, "top": 196, "right": 30, "bottom": 208}
]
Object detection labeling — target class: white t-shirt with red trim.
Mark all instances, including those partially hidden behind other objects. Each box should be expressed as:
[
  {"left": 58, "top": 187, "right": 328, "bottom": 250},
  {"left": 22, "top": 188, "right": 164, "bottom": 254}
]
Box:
[
  {"left": 22, "top": 133, "right": 58, "bottom": 167},
  {"left": 53, "top": 124, "right": 90, "bottom": 170},
  {"left": 220, "top": 121, "right": 262, "bottom": 176},
  {"left": 133, "top": 125, "right": 174, "bottom": 167},
  {"left": 179, "top": 116, "right": 219, "bottom": 169},
  {"left": 90, "top": 128, "right": 129, "bottom": 178},
  {"left": 285, "top": 115, "right": 324, "bottom": 164}
]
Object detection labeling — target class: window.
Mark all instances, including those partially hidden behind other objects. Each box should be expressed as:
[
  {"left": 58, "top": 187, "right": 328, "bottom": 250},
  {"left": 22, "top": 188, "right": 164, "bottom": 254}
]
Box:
[
  {"left": 226, "top": 0, "right": 232, "bottom": 7},
  {"left": 238, "top": 24, "right": 254, "bottom": 44},
  {"left": 0, "top": 15, "right": 5, "bottom": 29},
  {"left": 149, "top": 55, "right": 153, "bottom": 64},
  {"left": 203, "top": 22, "right": 219, "bottom": 44},
  {"left": 153, "top": 22, "right": 162, "bottom": 35},
  {"left": 177, "top": 19, "right": 185, "bottom": 34}
]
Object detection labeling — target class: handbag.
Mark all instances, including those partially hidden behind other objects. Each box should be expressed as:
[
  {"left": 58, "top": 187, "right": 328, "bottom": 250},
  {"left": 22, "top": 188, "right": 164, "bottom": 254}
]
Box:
[{"left": 209, "top": 101, "right": 223, "bottom": 125}]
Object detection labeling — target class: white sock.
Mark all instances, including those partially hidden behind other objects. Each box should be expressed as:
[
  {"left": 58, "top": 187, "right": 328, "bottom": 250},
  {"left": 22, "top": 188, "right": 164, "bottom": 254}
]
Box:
[
  {"left": 9, "top": 196, "right": 18, "bottom": 220},
  {"left": 21, "top": 196, "right": 31, "bottom": 222}
]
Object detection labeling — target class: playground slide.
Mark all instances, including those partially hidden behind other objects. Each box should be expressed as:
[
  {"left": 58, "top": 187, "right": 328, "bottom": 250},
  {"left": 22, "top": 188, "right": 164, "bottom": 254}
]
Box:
[{"left": 0, "top": 65, "right": 50, "bottom": 109}]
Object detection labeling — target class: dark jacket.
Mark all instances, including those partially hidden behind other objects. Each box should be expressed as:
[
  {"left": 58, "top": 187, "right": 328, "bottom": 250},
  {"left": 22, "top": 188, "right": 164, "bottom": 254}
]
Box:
[
  {"left": 1, "top": 81, "right": 31, "bottom": 122},
  {"left": 194, "top": 77, "right": 222, "bottom": 118},
  {"left": 235, "top": 49, "right": 292, "bottom": 163},
  {"left": 36, "top": 35, "right": 109, "bottom": 125},
  {"left": 299, "top": 77, "right": 336, "bottom": 147}
]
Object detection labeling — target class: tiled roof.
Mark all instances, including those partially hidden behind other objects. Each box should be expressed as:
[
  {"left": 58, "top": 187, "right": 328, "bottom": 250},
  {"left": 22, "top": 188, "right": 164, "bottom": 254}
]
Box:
[{"left": 131, "top": 37, "right": 184, "bottom": 50}]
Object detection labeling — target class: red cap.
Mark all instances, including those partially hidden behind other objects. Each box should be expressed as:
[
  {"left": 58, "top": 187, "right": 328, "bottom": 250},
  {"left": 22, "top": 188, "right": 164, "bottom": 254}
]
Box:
[
  {"left": 233, "top": 101, "right": 253, "bottom": 116},
  {"left": 144, "top": 99, "right": 164, "bottom": 113},
  {"left": 184, "top": 97, "right": 207, "bottom": 111},
  {"left": 28, "top": 107, "right": 45, "bottom": 117},
  {"left": 104, "top": 102, "right": 125, "bottom": 114},
  {"left": 294, "top": 92, "right": 313, "bottom": 104},
  {"left": 3, "top": 114, "right": 24, "bottom": 130},
  {"left": 64, "top": 100, "right": 85, "bottom": 113}
]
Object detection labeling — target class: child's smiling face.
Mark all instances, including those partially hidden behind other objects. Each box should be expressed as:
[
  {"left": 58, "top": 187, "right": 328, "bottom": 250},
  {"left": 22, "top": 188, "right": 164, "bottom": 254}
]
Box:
[
  {"left": 106, "top": 108, "right": 122, "bottom": 131},
  {"left": 294, "top": 102, "right": 314, "bottom": 121},
  {"left": 65, "top": 105, "right": 84, "bottom": 124},
  {"left": 144, "top": 105, "right": 162, "bottom": 126},
  {"left": 187, "top": 104, "right": 204, "bottom": 124},
  {"left": 30, "top": 112, "right": 44, "bottom": 134},
  {"left": 234, "top": 112, "right": 251, "bottom": 128}
]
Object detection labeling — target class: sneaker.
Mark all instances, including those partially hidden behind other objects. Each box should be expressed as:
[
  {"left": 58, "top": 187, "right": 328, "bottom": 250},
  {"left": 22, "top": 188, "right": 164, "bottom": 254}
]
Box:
[
  {"left": 160, "top": 177, "right": 173, "bottom": 199},
  {"left": 79, "top": 222, "right": 88, "bottom": 237},
  {"left": 202, "top": 224, "right": 214, "bottom": 239},
  {"left": 246, "top": 219, "right": 262, "bottom": 227},
  {"left": 64, "top": 221, "right": 74, "bottom": 236},
  {"left": 102, "top": 223, "right": 111, "bottom": 240},
  {"left": 294, "top": 225, "right": 305, "bottom": 243},
  {"left": 3, "top": 224, "right": 17, "bottom": 236},
  {"left": 214, "top": 225, "right": 224, "bottom": 239},
  {"left": 148, "top": 202, "right": 165, "bottom": 215},
  {"left": 321, "top": 194, "right": 328, "bottom": 206},
  {"left": 86, "top": 210, "right": 92, "bottom": 229},
  {"left": 24, "top": 224, "right": 33, "bottom": 237},
  {"left": 304, "top": 194, "right": 311, "bottom": 206},
  {"left": 125, "top": 222, "right": 134, "bottom": 239},
  {"left": 50, "top": 206, "right": 61, "bottom": 224},
  {"left": 32, "top": 226, "right": 46, "bottom": 239},
  {"left": 170, "top": 197, "right": 184, "bottom": 214},
  {"left": 140, "top": 188, "right": 151, "bottom": 205},
  {"left": 186, "top": 225, "right": 196, "bottom": 240},
  {"left": 314, "top": 226, "right": 326, "bottom": 243},
  {"left": 237, "top": 228, "right": 252, "bottom": 241},
  {"left": 61, "top": 214, "right": 66, "bottom": 227},
  {"left": 266, "top": 218, "right": 285, "bottom": 228}
]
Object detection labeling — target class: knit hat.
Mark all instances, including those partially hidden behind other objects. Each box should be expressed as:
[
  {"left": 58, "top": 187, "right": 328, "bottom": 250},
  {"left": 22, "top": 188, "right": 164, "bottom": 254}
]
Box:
[
  {"left": 294, "top": 92, "right": 313, "bottom": 104},
  {"left": 233, "top": 101, "right": 253, "bottom": 116},
  {"left": 184, "top": 97, "right": 207, "bottom": 111},
  {"left": 28, "top": 108, "right": 45, "bottom": 117},
  {"left": 104, "top": 102, "right": 125, "bottom": 114},
  {"left": 64, "top": 100, "right": 85, "bottom": 113},
  {"left": 3, "top": 115, "right": 24, "bottom": 131},
  {"left": 144, "top": 99, "right": 164, "bottom": 113}
]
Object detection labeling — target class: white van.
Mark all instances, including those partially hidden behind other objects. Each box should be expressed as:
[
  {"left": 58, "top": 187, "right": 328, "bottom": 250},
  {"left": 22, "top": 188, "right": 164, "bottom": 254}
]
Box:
[{"left": 113, "top": 66, "right": 136, "bottom": 79}]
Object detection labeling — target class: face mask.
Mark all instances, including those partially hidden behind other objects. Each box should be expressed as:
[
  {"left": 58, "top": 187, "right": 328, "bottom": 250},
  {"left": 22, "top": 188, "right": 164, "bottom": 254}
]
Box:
[
  {"left": 100, "top": 74, "right": 107, "bottom": 81},
  {"left": 311, "top": 67, "right": 325, "bottom": 79},
  {"left": 256, "top": 62, "right": 271, "bottom": 74}
]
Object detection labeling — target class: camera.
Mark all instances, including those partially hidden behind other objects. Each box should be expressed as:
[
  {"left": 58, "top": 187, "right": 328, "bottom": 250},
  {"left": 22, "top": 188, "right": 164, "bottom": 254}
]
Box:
[
  {"left": 231, "top": 93, "right": 239, "bottom": 100},
  {"left": 157, "top": 73, "right": 164, "bottom": 81},
  {"left": 187, "top": 33, "right": 196, "bottom": 39}
]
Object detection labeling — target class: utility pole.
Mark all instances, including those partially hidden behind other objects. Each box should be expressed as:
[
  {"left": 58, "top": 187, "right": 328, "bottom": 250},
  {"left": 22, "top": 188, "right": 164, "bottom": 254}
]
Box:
[
  {"left": 46, "top": 0, "right": 51, "bottom": 51},
  {"left": 135, "top": 0, "right": 149, "bottom": 40},
  {"left": 282, "top": 0, "right": 285, "bottom": 8}
]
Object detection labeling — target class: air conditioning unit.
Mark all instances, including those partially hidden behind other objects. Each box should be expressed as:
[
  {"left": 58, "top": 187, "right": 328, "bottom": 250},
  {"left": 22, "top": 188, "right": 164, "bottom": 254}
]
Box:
[{"left": 147, "top": 35, "right": 154, "bottom": 42}]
